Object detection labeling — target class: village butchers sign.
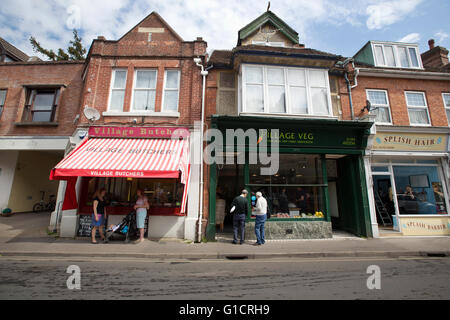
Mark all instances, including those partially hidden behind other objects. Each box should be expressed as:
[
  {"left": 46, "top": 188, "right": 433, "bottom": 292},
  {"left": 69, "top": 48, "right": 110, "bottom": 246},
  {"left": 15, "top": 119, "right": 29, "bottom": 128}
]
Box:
[
  {"left": 372, "top": 132, "right": 448, "bottom": 152},
  {"left": 88, "top": 126, "right": 190, "bottom": 139}
]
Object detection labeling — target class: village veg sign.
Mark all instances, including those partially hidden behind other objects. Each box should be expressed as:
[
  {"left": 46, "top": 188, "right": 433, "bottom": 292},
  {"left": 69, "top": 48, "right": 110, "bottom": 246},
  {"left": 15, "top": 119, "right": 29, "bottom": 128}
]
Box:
[{"left": 259, "top": 128, "right": 360, "bottom": 148}]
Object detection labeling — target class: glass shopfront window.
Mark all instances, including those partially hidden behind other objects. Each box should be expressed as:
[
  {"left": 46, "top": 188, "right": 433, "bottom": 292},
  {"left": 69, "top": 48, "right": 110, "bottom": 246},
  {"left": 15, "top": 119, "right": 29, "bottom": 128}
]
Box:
[
  {"left": 84, "top": 177, "right": 184, "bottom": 210},
  {"left": 248, "top": 154, "right": 325, "bottom": 218},
  {"left": 393, "top": 166, "right": 448, "bottom": 215}
]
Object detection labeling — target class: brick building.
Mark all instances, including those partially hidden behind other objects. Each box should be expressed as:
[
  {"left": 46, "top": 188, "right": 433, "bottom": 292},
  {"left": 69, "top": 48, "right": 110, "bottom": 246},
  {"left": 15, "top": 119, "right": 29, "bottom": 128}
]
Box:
[
  {"left": 343, "top": 39, "right": 450, "bottom": 236},
  {"left": 0, "top": 37, "right": 84, "bottom": 216},
  {"left": 203, "top": 11, "right": 374, "bottom": 241},
  {"left": 52, "top": 12, "right": 207, "bottom": 240}
]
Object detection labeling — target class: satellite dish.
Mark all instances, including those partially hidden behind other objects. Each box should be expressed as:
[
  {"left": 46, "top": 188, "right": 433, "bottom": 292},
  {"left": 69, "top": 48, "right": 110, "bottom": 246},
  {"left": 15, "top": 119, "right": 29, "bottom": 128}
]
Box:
[{"left": 83, "top": 106, "right": 100, "bottom": 122}]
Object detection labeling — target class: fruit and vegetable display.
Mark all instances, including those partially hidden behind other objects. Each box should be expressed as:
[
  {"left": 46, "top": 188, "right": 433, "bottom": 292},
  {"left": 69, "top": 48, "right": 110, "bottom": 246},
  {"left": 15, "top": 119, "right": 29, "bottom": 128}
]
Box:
[{"left": 275, "top": 211, "right": 325, "bottom": 219}]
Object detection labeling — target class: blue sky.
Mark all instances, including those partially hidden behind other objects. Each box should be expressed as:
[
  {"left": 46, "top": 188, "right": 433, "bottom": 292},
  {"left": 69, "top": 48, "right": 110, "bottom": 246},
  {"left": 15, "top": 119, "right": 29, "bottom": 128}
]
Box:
[{"left": 0, "top": 0, "right": 449, "bottom": 59}]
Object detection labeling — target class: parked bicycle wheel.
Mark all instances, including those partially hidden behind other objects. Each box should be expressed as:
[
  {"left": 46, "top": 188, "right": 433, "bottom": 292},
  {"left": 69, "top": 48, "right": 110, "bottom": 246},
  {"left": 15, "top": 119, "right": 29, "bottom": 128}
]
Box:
[{"left": 33, "top": 203, "right": 44, "bottom": 213}]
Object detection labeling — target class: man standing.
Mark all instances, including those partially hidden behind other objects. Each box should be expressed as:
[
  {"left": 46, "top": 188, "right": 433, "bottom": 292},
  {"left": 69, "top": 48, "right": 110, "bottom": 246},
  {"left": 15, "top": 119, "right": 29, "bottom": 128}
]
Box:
[
  {"left": 252, "top": 192, "right": 267, "bottom": 245},
  {"left": 230, "top": 189, "right": 249, "bottom": 245}
]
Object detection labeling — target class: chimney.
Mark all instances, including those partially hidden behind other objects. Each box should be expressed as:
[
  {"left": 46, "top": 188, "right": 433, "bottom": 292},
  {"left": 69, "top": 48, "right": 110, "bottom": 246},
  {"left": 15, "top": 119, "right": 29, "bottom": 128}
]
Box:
[
  {"left": 97, "top": 36, "right": 106, "bottom": 41},
  {"left": 421, "top": 39, "right": 449, "bottom": 69},
  {"left": 428, "top": 39, "right": 435, "bottom": 50}
]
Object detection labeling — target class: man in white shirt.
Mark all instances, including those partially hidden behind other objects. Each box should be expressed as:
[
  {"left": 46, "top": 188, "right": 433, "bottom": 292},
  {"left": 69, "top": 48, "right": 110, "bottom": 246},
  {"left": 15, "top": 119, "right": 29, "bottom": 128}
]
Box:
[{"left": 252, "top": 192, "right": 267, "bottom": 245}]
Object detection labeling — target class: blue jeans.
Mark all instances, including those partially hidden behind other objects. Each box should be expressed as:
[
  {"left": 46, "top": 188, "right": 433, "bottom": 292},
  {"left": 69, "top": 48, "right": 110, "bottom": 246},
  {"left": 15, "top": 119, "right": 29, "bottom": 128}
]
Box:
[
  {"left": 255, "top": 214, "right": 266, "bottom": 244},
  {"left": 233, "top": 214, "right": 246, "bottom": 243}
]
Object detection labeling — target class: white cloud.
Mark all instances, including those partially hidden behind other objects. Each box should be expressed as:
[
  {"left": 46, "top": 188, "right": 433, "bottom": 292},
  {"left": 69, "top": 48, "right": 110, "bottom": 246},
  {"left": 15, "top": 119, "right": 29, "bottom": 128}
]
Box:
[
  {"left": 366, "top": 0, "right": 423, "bottom": 30},
  {"left": 397, "top": 32, "right": 421, "bottom": 43},
  {"left": 0, "top": 0, "right": 427, "bottom": 59},
  {"left": 434, "top": 31, "right": 449, "bottom": 43}
]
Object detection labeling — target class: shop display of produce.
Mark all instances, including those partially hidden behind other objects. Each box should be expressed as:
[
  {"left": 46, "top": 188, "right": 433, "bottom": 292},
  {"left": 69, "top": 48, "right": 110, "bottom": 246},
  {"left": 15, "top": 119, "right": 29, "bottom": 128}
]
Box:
[{"left": 275, "top": 212, "right": 325, "bottom": 219}]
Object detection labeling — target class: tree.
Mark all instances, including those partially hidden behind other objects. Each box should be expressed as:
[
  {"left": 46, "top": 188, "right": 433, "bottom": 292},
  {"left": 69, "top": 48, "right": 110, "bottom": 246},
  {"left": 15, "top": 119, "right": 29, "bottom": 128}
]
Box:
[{"left": 30, "top": 30, "right": 87, "bottom": 61}]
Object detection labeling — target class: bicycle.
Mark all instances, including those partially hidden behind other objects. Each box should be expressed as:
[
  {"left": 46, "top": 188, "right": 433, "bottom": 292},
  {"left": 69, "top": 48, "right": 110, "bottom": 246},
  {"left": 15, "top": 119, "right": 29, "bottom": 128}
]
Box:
[{"left": 33, "top": 192, "right": 56, "bottom": 213}]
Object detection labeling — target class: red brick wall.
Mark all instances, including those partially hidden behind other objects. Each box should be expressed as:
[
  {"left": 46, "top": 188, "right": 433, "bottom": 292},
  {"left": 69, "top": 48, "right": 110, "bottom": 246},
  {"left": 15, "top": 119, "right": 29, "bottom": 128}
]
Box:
[
  {"left": 339, "top": 76, "right": 450, "bottom": 126},
  {"left": 0, "top": 62, "right": 84, "bottom": 136},
  {"left": 79, "top": 12, "right": 207, "bottom": 128}
]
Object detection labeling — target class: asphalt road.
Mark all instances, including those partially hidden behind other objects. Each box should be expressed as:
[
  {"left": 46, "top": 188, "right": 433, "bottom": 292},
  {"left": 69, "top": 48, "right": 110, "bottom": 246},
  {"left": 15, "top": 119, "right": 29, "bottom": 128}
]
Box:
[{"left": 0, "top": 256, "right": 449, "bottom": 300}]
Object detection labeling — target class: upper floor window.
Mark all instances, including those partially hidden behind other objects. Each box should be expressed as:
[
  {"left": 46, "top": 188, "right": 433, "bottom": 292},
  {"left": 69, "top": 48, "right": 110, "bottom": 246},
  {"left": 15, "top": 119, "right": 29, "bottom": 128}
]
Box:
[
  {"left": 108, "top": 69, "right": 127, "bottom": 111},
  {"left": 24, "top": 88, "right": 60, "bottom": 122},
  {"left": 132, "top": 70, "right": 157, "bottom": 111},
  {"left": 443, "top": 93, "right": 450, "bottom": 126},
  {"left": 405, "top": 92, "right": 430, "bottom": 126},
  {"left": 366, "top": 89, "right": 391, "bottom": 124},
  {"left": 241, "top": 64, "right": 331, "bottom": 116},
  {"left": 372, "top": 42, "right": 421, "bottom": 69},
  {"left": 162, "top": 70, "right": 180, "bottom": 112},
  {"left": 252, "top": 41, "right": 285, "bottom": 47},
  {"left": 0, "top": 89, "right": 6, "bottom": 118}
]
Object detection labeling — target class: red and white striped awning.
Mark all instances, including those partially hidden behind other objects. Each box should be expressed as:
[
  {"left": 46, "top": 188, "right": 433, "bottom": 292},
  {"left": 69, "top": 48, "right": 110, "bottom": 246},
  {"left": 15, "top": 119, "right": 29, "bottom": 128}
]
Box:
[{"left": 51, "top": 138, "right": 190, "bottom": 183}]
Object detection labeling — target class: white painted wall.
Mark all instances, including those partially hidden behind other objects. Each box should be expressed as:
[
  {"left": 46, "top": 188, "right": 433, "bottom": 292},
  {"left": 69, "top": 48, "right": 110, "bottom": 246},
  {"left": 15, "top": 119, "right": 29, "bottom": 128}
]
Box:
[
  {"left": 148, "top": 216, "right": 185, "bottom": 239},
  {"left": 0, "top": 150, "right": 19, "bottom": 212},
  {"left": 185, "top": 127, "right": 201, "bottom": 241}
]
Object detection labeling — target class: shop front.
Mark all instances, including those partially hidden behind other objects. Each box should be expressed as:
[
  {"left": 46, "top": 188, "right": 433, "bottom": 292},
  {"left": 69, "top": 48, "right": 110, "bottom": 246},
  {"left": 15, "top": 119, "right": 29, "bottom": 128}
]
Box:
[
  {"left": 367, "top": 129, "right": 450, "bottom": 237},
  {"left": 50, "top": 126, "right": 192, "bottom": 239},
  {"left": 206, "top": 116, "right": 374, "bottom": 240}
]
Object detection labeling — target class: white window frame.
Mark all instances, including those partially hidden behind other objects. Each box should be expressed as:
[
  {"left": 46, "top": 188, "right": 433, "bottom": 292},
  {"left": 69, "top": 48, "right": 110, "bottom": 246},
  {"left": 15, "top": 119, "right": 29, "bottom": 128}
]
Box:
[
  {"left": 442, "top": 93, "right": 450, "bottom": 126},
  {"left": 405, "top": 91, "right": 431, "bottom": 127},
  {"left": 107, "top": 69, "right": 128, "bottom": 112},
  {"left": 161, "top": 69, "right": 181, "bottom": 113},
  {"left": 130, "top": 69, "right": 158, "bottom": 112},
  {"left": 371, "top": 42, "right": 423, "bottom": 69},
  {"left": 241, "top": 64, "right": 333, "bottom": 117},
  {"left": 0, "top": 89, "right": 6, "bottom": 118},
  {"left": 366, "top": 89, "right": 393, "bottom": 125},
  {"left": 252, "top": 40, "right": 285, "bottom": 47}
]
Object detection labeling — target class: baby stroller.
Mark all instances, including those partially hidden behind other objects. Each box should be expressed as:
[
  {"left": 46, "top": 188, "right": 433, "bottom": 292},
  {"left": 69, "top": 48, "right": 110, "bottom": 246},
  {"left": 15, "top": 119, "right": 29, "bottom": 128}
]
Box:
[{"left": 105, "top": 210, "right": 138, "bottom": 243}]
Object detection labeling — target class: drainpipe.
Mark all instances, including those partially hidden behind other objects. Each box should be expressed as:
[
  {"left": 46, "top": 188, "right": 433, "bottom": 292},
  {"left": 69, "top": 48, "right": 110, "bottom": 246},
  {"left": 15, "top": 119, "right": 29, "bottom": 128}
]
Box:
[
  {"left": 194, "top": 57, "right": 208, "bottom": 243},
  {"left": 342, "top": 58, "right": 356, "bottom": 120}
]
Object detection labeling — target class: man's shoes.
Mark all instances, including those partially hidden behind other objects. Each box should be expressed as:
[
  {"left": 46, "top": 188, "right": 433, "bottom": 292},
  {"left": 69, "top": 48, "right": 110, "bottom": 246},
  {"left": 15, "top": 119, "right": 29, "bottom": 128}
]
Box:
[
  {"left": 253, "top": 242, "right": 261, "bottom": 246},
  {"left": 232, "top": 241, "right": 238, "bottom": 245},
  {"left": 240, "top": 241, "right": 244, "bottom": 245}
]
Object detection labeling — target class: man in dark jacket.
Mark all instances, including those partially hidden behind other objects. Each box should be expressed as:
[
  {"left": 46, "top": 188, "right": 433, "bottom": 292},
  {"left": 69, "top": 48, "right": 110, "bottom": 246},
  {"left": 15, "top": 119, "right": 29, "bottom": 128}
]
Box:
[{"left": 230, "top": 189, "right": 249, "bottom": 244}]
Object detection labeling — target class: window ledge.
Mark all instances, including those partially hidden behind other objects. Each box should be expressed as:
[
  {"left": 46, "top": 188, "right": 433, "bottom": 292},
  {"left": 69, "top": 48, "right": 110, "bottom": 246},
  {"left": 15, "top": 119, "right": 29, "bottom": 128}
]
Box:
[
  {"left": 102, "top": 111, "right": 180, "bottom": 118},
  {"left": 239, "top": 112, "right": 338, "bottom": 120},
  {"left": 14, "top": 122, "right": 59, "bottom": 127}
]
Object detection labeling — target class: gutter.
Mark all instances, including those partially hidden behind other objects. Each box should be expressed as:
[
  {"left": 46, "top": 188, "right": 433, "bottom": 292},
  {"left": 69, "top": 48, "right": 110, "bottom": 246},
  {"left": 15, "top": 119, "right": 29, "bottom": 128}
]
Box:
[
  {"left": 233, "top": 49, "right": 340, "bottom": 61},
  {"left": 358, "top": 67, "right": 450, "bottom": 80}
]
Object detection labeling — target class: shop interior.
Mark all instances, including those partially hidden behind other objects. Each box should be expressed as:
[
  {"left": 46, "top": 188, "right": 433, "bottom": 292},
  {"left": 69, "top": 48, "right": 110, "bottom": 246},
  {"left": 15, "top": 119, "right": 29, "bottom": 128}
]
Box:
[
  {"left": 371, "top": 160, "right": 448, "bottom": 233},
  {"left": 81, "top": 177, "right": 185, "bottom": 215},
  {"left": 215, "top": 153, "right": 370, "bottom": 237}
]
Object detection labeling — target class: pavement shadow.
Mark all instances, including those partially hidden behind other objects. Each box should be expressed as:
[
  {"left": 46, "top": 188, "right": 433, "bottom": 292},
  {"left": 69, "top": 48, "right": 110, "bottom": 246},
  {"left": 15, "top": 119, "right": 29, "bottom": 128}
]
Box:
[{"left": 0, "top": 212, "right": 56, "bottom": 244}]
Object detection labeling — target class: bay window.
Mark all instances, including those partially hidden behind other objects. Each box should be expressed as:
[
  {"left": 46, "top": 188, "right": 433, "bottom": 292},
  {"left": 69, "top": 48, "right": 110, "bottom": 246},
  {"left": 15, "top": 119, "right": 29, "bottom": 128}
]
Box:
[
  {"left": 405, "top": 92, "right": 430, "bottom": 126},
  {"left": 108, "top": 69, "right": 127, "bottom": 111},
  {"left": 366, "top": 89, "right": 392, "bottom": 124},
  {"left": 241, "top": 64, "right": 332, "bottom": 116}
]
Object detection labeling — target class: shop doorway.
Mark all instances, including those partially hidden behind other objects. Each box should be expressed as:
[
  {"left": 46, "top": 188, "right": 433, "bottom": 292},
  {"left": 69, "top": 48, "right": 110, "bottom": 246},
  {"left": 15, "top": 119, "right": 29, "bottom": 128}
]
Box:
[
  {"left": 215, "top": 162, "right": 244, "bottom": 236},
  {"left": 372, "top": 175, "right": 395, "bottom": 232}
]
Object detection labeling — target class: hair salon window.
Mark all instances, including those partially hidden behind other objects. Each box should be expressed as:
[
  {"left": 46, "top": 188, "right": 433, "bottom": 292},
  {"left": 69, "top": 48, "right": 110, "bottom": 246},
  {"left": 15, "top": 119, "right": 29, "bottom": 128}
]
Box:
[
  {"left": 241, "top": 64, "right": 332, "bottom": 116},
  {"left": 248, "top": 154, "right": 327, "bottom": 218},
  {"left": 443, "top": 93, "right": 450, "bottom": 126},
  {"left": 366, "top": 89, "right": 392, "bottom": 124}
]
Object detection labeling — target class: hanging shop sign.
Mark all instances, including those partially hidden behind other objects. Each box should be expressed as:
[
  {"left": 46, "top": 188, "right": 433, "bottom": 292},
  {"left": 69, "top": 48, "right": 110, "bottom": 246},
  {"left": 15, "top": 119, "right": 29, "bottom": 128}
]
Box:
[
  {"left": 88, "top": 126, "right": 190, "bottom": 139},
  {"left": 399, "top": 216, "right": 449, "bottom": 236},
  {"left": 372, "top": 132, "right": 448, "bottom": 152}
]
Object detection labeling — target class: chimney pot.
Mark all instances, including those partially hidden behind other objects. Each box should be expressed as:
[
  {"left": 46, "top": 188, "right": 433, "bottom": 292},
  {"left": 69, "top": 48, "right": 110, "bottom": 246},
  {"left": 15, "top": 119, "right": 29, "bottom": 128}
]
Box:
[
  {"left": 428, "top": 39, "right": 435, "bottom": 50},
  {"left": 97, "top": 36, "right": 106, "bottom": 40}
]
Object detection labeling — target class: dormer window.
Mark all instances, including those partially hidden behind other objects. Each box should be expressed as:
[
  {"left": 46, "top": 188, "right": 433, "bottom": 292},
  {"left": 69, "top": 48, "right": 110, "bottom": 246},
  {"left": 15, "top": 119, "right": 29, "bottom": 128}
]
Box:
[{"left": 372, "top": 42, "right": 422, "bottom": 69}]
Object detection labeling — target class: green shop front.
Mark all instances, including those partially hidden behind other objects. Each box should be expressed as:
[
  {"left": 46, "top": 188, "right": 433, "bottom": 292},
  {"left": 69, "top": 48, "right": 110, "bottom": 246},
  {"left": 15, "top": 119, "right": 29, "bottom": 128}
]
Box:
[{"left": 206, "top": 116, "right": 374, "bottom": 240}]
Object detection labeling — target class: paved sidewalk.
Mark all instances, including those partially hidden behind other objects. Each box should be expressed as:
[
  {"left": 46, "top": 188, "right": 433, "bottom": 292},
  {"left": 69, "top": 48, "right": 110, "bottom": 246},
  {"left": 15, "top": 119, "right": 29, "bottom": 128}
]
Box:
[{"left": 0, "top": 212, "right": 449, "bottom": 260}]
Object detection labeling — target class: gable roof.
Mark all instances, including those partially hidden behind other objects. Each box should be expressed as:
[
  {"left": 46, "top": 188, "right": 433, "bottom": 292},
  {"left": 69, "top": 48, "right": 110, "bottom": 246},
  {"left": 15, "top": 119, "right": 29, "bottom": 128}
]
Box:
[
  {"left": 0, "top": 37, "right": 29, "bottom": 62},
  {"left": 238, "top": 11, "right": 299, "bottom": 46},
  {"left": 117, "top": 11, "right": 183, "bottom": 42}
]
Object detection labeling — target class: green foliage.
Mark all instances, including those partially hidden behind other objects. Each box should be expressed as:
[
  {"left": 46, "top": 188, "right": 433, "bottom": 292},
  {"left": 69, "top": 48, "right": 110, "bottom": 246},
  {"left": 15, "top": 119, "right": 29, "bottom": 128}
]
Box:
[{"left": 30, "top": 30, "right": 87, "bottom": 61}]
